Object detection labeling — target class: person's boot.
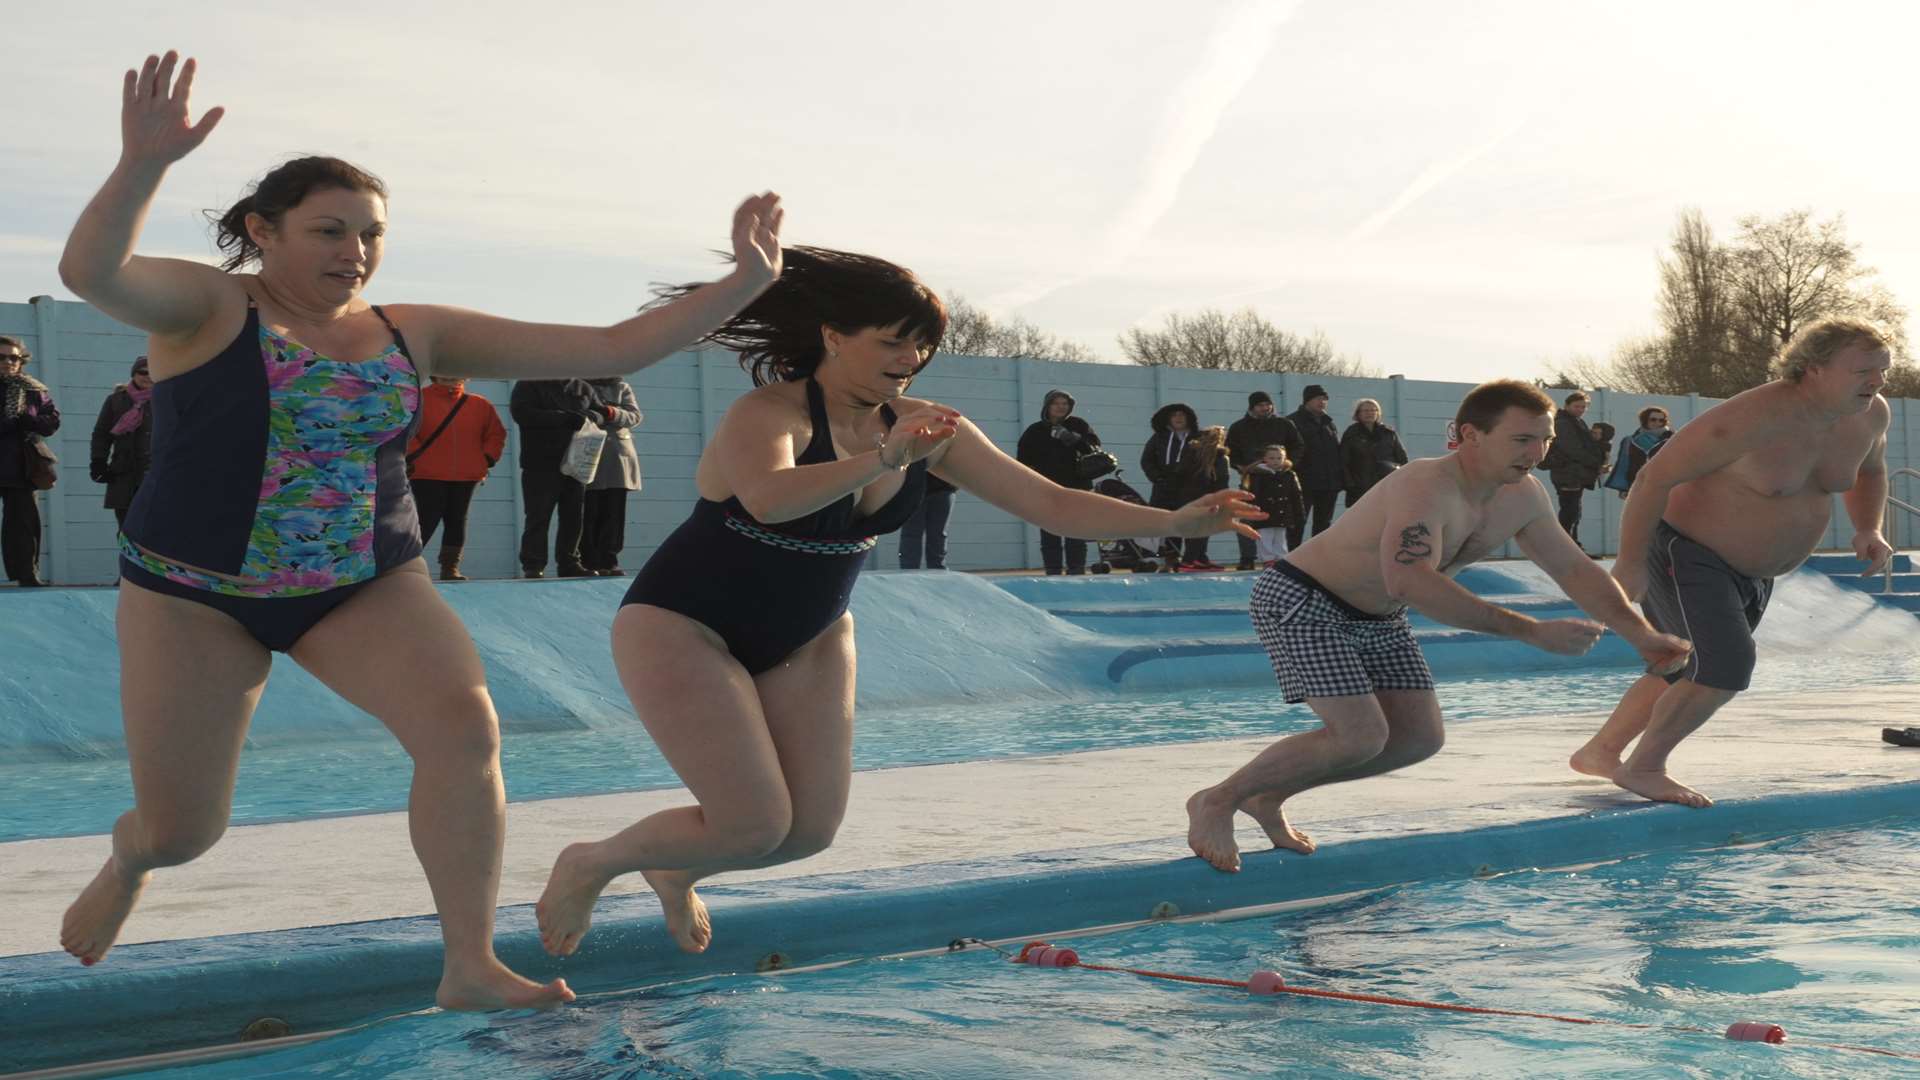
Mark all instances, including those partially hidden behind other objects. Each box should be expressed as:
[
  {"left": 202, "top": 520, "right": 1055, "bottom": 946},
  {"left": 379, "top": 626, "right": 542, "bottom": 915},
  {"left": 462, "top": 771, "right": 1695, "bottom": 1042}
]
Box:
[{"left": 439, "top": 547, "right": 467, "bottom": 582}]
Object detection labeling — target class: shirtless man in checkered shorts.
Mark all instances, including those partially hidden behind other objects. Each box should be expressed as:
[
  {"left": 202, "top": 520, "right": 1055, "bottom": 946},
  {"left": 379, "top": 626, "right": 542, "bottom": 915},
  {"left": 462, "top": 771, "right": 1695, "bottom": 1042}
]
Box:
[{"left": 1187, "top": 380, "right": 1693, "bottom": 872}]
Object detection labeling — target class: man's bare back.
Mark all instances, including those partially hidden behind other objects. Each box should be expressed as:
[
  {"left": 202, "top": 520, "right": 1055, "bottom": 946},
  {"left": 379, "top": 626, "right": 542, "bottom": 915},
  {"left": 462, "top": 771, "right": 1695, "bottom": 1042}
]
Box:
[{"left": 1287, "top": 457, "right": 1554, "bottom": 614}]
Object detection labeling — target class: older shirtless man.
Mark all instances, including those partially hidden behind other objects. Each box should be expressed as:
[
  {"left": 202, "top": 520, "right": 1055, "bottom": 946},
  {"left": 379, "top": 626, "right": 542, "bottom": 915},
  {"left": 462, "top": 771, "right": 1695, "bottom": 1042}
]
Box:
[
  {"left": 1188, "top": 380, "right": 1690, "bottom": 871},
  {"left": 1570, "top": 319, "right": 1894, "bottom": 807}
]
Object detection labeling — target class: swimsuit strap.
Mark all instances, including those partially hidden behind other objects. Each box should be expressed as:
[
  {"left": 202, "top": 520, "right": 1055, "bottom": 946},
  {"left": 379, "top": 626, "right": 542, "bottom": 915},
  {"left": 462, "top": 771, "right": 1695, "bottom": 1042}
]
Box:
[
  {"left": 368, "top": 304, "right": 413, "bottom": 362},
  {"left": 800, "top": 377, "right": 836, "bottom": 462}
]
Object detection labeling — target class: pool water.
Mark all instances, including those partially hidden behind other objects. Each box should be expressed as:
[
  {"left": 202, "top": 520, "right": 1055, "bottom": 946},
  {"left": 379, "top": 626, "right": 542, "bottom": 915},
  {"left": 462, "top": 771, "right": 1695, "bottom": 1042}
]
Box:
[
  {"left": 8, "top": 648, "right": 1920, "bottom": 845},
  {"left": 117, "top": 821, "right": 1920, "bottom": 1079}
]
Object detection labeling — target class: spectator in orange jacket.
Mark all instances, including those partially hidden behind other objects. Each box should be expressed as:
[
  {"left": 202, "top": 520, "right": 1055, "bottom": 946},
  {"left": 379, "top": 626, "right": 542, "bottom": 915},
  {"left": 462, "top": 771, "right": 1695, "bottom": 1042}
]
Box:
[{"left": 407, "top": 376, "right": 507, "bottom": 580}]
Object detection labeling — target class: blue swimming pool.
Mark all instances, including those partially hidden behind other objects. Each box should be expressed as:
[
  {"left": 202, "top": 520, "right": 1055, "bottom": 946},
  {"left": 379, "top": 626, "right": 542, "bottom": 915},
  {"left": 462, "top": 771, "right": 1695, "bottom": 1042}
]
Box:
[{"left": 105, "top": 820, "right": 1920, "bottom": 1078}]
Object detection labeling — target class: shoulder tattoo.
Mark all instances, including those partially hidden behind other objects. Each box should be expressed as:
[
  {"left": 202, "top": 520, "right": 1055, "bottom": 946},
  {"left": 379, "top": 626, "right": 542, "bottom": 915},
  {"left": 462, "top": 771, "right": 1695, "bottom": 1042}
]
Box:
[{"left": 1393, "top": 522, "right": 1433, "bottom": 565}]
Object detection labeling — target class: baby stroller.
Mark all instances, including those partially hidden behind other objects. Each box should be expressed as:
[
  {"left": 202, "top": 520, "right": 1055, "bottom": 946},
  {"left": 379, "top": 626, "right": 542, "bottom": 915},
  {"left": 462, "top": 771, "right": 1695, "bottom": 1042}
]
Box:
[{"left": 1086, "top": 469, "right": 1170, "bottom": 574}]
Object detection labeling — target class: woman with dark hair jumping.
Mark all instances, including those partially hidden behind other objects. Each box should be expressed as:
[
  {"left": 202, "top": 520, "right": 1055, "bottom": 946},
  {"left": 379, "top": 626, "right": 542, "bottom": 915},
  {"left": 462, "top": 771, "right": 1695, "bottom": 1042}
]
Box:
[{"left": 535, "top": 247, "right": 1264, "bottom": 957}]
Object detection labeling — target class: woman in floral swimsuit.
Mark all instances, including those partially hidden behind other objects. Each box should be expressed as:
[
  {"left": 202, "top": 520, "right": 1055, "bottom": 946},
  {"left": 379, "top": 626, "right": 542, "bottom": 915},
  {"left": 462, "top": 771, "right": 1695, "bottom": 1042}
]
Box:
[{"left": 54, "top": 50, "right": 782, "bottom": 1011}]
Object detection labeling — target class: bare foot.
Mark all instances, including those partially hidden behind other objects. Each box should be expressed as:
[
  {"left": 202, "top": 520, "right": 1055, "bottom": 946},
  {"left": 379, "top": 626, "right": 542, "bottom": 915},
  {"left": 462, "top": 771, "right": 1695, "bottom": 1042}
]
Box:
[
  {"left": 1568, "top": 742, "right": 1623, "bottom": 779},
  {"left": 641, "top": 868, "right": 712, "bottom": 953},
  {"left": 1186, "top": 790, "right": 1241, "bottom": 872},
  {"left": 436, "top": 955, "right": 574, "bottom": 1011},
  {"left": 61, "top": 858, "right": 148, "bottom": 966},
  {"left": 1611, "top": 765, "right": 1713, "bottom": 808},
  {"left": 536, "top": 842, "right": 611, "bottom": 957},
  {"left": 1237, "top": 795, "right": 1315, "bottom": 854}
]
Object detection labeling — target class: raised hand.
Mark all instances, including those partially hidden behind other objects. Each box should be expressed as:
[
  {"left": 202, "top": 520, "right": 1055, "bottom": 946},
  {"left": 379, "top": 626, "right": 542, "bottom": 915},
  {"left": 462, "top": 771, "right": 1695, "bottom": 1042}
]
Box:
[
  {"left": 1169, "top": 489, "right": 1266, "bottom": 540},
  {"left": 730, "top": 192, "right": 784, "bottom": 287},
  {"left": 121, "top": 51, "right": 223, "bottom": 167},
  {"left": 879, "top": 404, "right": 962, "bottom": 468}
]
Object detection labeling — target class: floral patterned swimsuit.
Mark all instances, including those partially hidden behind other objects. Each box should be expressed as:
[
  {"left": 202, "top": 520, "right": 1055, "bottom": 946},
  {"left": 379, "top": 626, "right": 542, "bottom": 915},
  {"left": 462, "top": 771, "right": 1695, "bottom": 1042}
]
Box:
[{"left": 118, "top": 299, "right": 423, "bottom": 651}]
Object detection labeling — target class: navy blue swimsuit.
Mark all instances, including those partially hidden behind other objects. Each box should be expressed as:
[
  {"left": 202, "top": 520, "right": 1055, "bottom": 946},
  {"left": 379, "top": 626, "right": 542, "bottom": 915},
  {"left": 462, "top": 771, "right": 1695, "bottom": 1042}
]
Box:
[{"left": 623, "top": 378, "right": 928, "bottom": 673}]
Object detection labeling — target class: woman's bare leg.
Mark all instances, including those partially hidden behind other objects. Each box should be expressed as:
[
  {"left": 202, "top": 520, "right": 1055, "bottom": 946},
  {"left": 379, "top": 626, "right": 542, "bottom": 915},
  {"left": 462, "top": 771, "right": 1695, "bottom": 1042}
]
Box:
[
  {"left": 538, "top": 608, "right": 856, "bottom": 956},
  {"left": 61, "top": 580, "right": 271, "bottom": 964},
  {"left": 290, "top": 562, "right": 571, "bottom": 1010}
]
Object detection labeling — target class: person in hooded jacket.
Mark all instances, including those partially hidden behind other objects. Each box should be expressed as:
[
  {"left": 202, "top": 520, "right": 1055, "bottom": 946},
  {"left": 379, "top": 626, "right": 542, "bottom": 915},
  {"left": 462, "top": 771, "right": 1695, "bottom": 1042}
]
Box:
[
  {"left": 1142, "top": 402, "right": 1200, "bottom": 569},
  {"left": 0, "top": 335, "right": 60, "bottom": 586},
  {"left": 1340, "top": 397, "right": 1407, "bottom": 508},
  {"left": 1015, "top": 388, "right": 1100, "bottom": 574},
  {"left": 1286, "top": 384, "right": 1343, "bottom": 549},
  {"left": 407, "top": 375, "right": 507, "bottom": 580},
  {"left": 91, "top": 355, "right": 155, "bottom": 529},
  {"left": 1225, "top": 390, "right": 1301, "bottom": 570}
]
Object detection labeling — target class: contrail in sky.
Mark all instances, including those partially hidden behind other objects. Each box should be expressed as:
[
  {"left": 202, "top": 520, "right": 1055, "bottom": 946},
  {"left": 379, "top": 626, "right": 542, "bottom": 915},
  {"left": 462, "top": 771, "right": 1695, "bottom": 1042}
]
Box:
[{"left": 986, "top": 0, "right": 1301, "bottom": 312}]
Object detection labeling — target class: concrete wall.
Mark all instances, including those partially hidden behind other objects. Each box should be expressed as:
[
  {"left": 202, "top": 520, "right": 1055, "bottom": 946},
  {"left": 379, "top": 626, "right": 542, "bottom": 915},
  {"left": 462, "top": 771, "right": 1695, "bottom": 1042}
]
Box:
[{"left": 6, "top": 296, "right": 1917, "bottom": 584}]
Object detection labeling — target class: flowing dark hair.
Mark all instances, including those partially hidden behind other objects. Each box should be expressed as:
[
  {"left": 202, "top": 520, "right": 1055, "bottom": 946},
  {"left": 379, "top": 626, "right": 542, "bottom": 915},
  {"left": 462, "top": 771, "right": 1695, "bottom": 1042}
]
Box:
[
  {"left": 652, "top": 246, "right": 948, "bottom": 386},
  {"left": 207, "top": 156, "right": 389, "bottom": 272}
]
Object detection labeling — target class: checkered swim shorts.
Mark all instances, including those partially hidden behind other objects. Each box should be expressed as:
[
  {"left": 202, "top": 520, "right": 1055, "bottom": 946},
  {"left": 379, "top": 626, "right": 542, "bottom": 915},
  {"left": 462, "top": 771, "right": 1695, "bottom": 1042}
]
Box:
[{"left": 1249, "top": 562, "right": 1435, "bottom": 704}]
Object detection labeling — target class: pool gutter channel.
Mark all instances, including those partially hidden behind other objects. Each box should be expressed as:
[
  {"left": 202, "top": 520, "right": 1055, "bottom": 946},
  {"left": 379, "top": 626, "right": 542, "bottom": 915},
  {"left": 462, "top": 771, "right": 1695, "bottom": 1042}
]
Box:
[{"left": 2, "top": 780, "right": 1915, "bottom": 1076}]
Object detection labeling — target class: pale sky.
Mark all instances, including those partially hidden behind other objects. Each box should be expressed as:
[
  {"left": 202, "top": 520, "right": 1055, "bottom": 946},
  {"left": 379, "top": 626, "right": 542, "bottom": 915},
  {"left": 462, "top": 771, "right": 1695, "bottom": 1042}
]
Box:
[{"left": 5, "top": 0, "right": 1918, "bottom": 383}]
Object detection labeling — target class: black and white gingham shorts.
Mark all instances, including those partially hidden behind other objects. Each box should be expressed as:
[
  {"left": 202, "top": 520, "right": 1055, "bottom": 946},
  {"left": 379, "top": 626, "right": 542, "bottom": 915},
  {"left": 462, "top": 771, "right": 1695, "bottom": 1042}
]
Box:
[{"left": 1249, "top": 563, "right": 1435, "bottom": 704}]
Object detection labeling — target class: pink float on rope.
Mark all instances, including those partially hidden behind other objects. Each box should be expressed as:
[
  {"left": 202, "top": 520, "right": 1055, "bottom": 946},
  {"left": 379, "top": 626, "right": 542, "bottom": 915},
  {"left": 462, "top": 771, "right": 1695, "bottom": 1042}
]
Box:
[
  {"left": 1247, "top": 970, "right": 1286, "bottom": 995},
  {"left": 1725, "top": 1022, "right": 1787, "bottom": 1044}
]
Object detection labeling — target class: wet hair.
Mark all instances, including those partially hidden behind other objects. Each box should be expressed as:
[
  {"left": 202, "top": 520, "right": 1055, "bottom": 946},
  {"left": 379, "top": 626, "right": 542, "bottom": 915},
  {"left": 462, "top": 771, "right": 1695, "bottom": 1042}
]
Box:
[
  {"left": 1454, "top": 380, "right": 1555, "bottom": 438},
  {"left": 1773, "top": 317, "right": 1895, "bottom": 383},
  {"left": 209, "top": 156, "right": 389, "bottom": 272},
  {"left": 0, "top": 335, "right": 27, "bottom": 360},
  {"left": 1562, "top": 391, "right": 1589, "bottom": 407},
  {"left": 1638, "top": 405, "right": 1668, "bottom": 428},
  {"left": 1351, "top": 397, "right": 1382, "bottom": 421},
  {"left": 652, "top": 246, "right": 947, "bottom": 386}
]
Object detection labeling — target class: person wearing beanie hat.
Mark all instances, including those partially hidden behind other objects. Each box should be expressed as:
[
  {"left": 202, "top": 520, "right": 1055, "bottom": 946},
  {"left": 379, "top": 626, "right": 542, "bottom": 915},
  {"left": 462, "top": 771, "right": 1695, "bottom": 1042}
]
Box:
[
  {"left": 90, "top": 354, "right": 156, "bottom": 528},
  {"left": 1226, "top": 391, "right": 1301, "bottom": 569},
  {"left": 1016, "top": 389, "right": 1102, "bottom": 574},
  {"left": 1287, "top": 384, "right": 1343, "bottom": 547}
]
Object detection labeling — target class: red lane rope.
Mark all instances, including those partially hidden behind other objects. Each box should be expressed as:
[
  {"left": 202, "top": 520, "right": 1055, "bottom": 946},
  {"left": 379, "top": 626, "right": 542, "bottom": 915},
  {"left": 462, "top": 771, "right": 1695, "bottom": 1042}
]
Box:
[{"left": 999, "top": 941, "right": 1920, "bottom": 1061}]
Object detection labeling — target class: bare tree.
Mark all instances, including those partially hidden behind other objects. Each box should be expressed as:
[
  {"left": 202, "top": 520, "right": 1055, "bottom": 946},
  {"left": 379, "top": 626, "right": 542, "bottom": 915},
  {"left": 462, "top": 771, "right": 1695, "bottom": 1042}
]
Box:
[
  {"left": 939, "top": 296, "right": 1098, "bottom": 363},
  {"left": 1561, "top": 208, "right": 1914, "bottom": 397},
  {"left": 1118, "top": 307, "right": 1375, "bottom": 376}
]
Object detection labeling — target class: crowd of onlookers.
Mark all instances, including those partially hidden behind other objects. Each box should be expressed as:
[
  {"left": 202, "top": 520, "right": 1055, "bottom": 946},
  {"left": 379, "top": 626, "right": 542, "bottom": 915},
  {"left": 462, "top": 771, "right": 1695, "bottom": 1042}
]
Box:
[{"left": 1, "top": 339, "right": 1677, "bottom": 585}]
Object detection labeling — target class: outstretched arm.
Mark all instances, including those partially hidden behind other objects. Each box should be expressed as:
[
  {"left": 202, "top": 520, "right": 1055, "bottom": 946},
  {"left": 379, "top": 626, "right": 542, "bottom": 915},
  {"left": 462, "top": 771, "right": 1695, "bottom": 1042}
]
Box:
[
  {"left": 932, "top": 418, "right": 1259, "bottom": 540},
  {"left": 392, "top": 195, "right": 782, "bottom": 381},
  {"left": 1512, "top": 481, "right": 1690, "bottom": 671},
  {"left": 59, "top": 52, "right": 230, "bottom": 343}
]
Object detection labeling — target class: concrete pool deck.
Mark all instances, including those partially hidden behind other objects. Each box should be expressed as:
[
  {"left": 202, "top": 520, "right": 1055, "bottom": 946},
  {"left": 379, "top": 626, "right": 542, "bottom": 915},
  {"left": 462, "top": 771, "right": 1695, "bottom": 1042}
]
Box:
[{"left": 5, "top": 682, "right": 1916, "bottom": 961}]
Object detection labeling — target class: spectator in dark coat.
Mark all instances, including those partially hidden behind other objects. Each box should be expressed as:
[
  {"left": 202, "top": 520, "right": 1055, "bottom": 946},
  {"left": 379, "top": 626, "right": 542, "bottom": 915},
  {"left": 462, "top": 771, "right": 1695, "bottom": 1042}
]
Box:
[
  {"left": 1340, "top": 397, "right": 1408, "bottom": 507},
  {"left": 1285, "top": 384, "right": 1343, "bottom": 549},
  {"left": 510, "top": 377, "right": 597, "bottom": 578},
  {"left": 1170, "top": 425, "right": 1232, "bottom": 570},
  {"left": 1540, "top": 390, "right": 1608, "bottom": 548},
  {"left": 0, "top": 336, "right": 59, "bottom": 586},
  {"left": 581, "top": 376, "right": 644, "bottom": 577},
  {"left": 1141, "top": 402, "right": 1199, "bottom": 510},
  {"left": 897, "top": 472, "right": 957, "bottom": 569},
  {"left": 1142, "top": 402, "right": 1199, "bottom": 567},
  {"left": 90, "top": 355, "right": 154, "bottom": 528},
  {"left": 1016, "top": 388, "right": 1101, "bottom": 574},
  {"left": 1225, "top": 390, "right": 1301, "bottom": 569},
  {"left": 1241, "top": 444, "right": 1306, "bottom": 565},
  {"left": 1603, "top": 406, "right": 1674, "bottom": 498}
]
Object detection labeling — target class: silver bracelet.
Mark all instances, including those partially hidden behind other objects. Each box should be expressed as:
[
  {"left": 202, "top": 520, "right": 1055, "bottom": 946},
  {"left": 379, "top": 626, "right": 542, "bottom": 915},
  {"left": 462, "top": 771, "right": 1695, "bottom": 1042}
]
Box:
[{"left": 874, "top": 432, "right": 909, "bottom": 472}]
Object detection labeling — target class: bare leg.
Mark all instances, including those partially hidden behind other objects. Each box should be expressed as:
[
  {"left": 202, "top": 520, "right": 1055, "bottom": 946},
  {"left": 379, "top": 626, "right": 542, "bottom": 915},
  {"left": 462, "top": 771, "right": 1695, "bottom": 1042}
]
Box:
[
  {"left": 1570, "top": 673, "right": 1667, "bottom": 777},
  {"left": 1231, "top": 689, "right": 1444, "bottom": 857},
  {"left": 61, "top": 580, "right": 270, "bottom": 965},
  {"left": 291, "top": 563, "right": 571, "bottom": 1010},
  {"left": 538, "top": 608, "right": 856, "bottom": 956},
  {"left": 1609, "top": 679, "right": 1735, "bottom": 808},
  {"left": 1187, "top": 694, "right": 1395, "bottom": 872}
]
